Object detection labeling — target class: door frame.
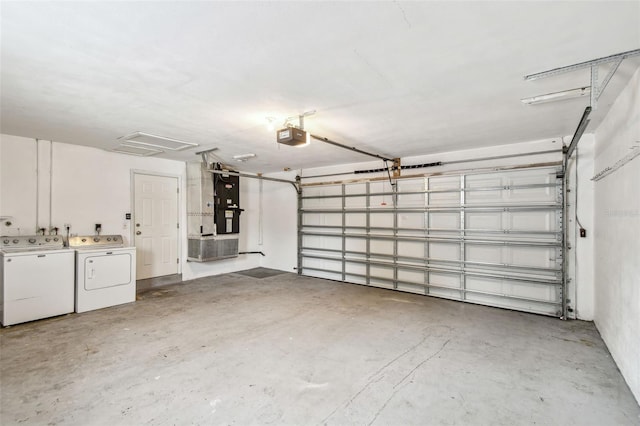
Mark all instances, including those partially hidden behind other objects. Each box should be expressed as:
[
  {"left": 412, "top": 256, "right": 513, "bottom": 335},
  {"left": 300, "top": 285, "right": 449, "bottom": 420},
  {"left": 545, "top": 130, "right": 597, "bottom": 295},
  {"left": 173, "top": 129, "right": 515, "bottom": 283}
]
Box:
[{"left": 130, "top": 170, "right": 182, "bottom": 276}]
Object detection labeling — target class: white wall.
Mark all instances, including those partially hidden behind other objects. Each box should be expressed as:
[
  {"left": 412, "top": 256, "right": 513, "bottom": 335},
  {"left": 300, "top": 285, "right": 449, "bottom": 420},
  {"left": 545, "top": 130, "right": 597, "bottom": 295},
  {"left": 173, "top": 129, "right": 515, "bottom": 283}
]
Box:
[
  {"left": 0, "top": 134, "right": 260, "bottom": 282},
  {"left": 593, "top": 66, "right": 640, "bottom": 403}
]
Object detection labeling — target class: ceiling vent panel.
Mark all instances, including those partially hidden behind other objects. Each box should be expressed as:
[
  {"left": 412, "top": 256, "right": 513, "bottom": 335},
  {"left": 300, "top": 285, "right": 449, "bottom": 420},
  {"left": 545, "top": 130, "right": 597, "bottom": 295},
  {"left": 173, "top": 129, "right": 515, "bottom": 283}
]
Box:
[
  {"left": 119, "top": 131, "right": 199, "bottom": 151},
  {"left": 112, "top": 144, "right": 162, "bottom": 156}
]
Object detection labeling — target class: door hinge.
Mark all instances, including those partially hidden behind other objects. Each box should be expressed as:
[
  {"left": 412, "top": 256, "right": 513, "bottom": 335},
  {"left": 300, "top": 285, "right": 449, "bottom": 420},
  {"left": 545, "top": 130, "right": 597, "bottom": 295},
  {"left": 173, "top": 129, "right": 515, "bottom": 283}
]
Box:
[
  {"left": 177, "top": 258, "right": 179, "bottom": 264},
  {"left": 177, "top": 223, "right": 179, "bottom": 229},
  {"left": 177, "top": 187, "right": 179, "bottom": 193}
]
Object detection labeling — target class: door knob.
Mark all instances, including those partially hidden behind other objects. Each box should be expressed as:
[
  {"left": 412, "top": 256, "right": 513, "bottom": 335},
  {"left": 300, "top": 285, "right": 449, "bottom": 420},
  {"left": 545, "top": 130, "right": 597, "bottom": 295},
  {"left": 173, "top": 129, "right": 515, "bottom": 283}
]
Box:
[{"left": 136, "top": 231, "right": 142, "bottom": 235}]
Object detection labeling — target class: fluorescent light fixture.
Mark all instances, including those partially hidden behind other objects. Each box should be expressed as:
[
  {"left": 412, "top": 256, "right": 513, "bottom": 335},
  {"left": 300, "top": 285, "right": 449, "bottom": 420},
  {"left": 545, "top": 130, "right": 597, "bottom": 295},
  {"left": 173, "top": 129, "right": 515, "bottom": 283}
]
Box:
[
  {"left": 112, "top": 144, "right": 163, "bottom": 157},
  {"left": 118, "top": 131, "right": 199, "bottom": 151},
  {"left": 521, "top": 87, "right": 591, "bottom": 105},
  {"left": 233, "top": 153, "right": 256, "bottom": 162}
]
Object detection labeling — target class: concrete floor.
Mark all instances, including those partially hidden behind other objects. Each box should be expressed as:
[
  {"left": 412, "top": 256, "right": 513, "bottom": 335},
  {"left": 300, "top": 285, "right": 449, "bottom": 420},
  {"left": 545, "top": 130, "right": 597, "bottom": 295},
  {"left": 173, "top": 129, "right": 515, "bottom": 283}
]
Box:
[{"left": 1, "top": 271, "right": 639, "bottom": 426}]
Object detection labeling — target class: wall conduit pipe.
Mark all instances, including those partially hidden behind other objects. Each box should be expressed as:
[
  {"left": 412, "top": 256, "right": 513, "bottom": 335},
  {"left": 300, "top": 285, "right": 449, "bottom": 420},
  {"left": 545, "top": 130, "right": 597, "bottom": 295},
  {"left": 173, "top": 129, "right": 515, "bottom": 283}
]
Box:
[
  {"left": 49, "top": 140, "right": 53, "bottom": 233},
  {"left": 35, "top": 138, "right": 39, "bottom": 233}
]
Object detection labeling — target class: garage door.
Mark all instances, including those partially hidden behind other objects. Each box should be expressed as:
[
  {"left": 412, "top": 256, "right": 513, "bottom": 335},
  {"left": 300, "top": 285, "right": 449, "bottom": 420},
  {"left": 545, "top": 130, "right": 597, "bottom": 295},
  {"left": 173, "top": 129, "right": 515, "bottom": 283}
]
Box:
[{"left": 298, "top": 164, "right": 564, "bottom": 317}]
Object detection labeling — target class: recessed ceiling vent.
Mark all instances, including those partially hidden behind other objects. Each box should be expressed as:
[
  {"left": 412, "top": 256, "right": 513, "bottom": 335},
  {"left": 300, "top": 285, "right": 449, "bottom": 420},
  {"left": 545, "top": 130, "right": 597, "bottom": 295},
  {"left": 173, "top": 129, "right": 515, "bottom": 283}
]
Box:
[
  {"left": 118, "top": 131, "right": 199, "bottom": 151},
  {"left": 112, "top": 144, "right": 162, "bottom": 156}
]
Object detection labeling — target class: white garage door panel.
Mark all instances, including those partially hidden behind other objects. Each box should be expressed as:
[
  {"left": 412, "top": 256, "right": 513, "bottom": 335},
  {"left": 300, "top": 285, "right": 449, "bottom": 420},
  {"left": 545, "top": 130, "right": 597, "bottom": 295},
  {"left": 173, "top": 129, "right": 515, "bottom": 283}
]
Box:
[
  {"left": 429, "top": 243, "right": 460, "bottom": 261},
  {"left": 398, "top": 241, "right": 425, "bottom": 259},
  {"left": 345, "top": 196, "right": 367, "bottom": 208},
  {"left": 465, "top": 211, "right": 503, "bottom": 229},
  {"left": 302, "top": 235, "right": 342, "bottom": 251},
  {"left": 397, "top": 213, "right": 425, "bottom": 228},
  {"left": 345, "top": 238, "right": 367, "bottom": 253},
  {"left": 305, "top": 269, "right": 343, "bottom": 281},
  {"left": 301, "top": 215, "right": 321, "bottom": 226},
  {"left": 345, "top": 213, "right": 367, "bottom": 227},
  {"left": 320, "top": 213, "right": 342, "bottom": 227},
  {"left": 370, "top": 279, "right": 395, "bottom": 290},
  {"left": 345, "top": 261, "right": 367, "bottom": 276},
  {"left": 397, "top": 181, "right": 425, "bottom": 206},
  {"left": 398, "top": 269, "right": 426, "bottom": 283},
  {"left": 370, "top": 213, "right": 394, "bottom": 228},
  {"left": 466, "top": 245, "right": 503, "bottom": 264},
  {"left": 429, "top": 212, "right": 459, "bottom": 229},
  {"left": 397, "top": 282, "right": 426, "bottom": 294},
  {"left": 466, "top": 175, "right": 502, "bottom": 188},
  {"left": 370, "top": 240, "right": 394, "bottom": 255},
  {"left": 370, "top": 265, "right": 394, "bottom": 279},
  {"left": 369, "top": 182, "right": 393, "bottom": 206},
  {"left": 509, "top": 211, "right": 556, "bottom": 232},
  {"left": 429, "top": 286, "right": 462, "bottom": 299},
  {"left": 345, "top": 183, "right": 367, "bottom": 194},
  {"left": 507, "top": 246, "right": 556, "bottom": 268},
  {"left": 429, "top": 272, "right": 460, "bottom": 288},
  {"left": 299, "top": 164, "right": 564, "bottom": 317},
  {"left": 346, "top": 274, "right": 368, "bottom": 285},
  {"left": 397, "top": 194, "right": 424, "bottom": 207},
  {"left": 465, "top": 177, "right": 503, "bottom": 203}
]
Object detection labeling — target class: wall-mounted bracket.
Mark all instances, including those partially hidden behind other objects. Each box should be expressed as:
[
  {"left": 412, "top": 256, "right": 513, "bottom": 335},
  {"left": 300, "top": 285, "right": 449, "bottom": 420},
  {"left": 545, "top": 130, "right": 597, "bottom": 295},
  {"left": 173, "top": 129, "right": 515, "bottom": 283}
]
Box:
[
  {"left": 524, "top": 48, "right": 640, "bottom": 109},
  {"left": 283, "top": 110, "right": 316, "bottom": 130},
  {"left": 392, "top": 158, "right": 401, "bottom": 177}
]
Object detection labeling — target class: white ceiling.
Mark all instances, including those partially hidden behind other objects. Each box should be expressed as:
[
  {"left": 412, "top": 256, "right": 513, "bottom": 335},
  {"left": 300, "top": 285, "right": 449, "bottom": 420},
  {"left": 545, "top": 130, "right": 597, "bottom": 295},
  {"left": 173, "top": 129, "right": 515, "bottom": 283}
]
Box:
[{"left": 1, "top": 1, "right": 639, "bottom": 172}]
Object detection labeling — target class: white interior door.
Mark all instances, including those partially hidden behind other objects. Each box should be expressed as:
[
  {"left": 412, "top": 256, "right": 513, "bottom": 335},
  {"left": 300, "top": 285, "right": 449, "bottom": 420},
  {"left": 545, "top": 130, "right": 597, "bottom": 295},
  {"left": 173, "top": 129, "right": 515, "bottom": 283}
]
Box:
[{"left": 134, "top": 173, "right": 179, "bottom": 280}]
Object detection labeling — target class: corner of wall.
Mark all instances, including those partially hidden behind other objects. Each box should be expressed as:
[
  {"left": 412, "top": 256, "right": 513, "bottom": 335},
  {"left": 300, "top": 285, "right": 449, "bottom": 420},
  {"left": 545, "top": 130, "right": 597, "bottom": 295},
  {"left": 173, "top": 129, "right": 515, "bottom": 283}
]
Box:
[{"left": 592, "top": 65, "right": 640, "bottom": 403}]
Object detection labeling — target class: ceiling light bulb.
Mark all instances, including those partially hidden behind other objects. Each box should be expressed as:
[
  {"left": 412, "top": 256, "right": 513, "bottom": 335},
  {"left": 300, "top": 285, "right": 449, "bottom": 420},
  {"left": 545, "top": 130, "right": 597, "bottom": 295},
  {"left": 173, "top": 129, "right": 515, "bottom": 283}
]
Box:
[{"left": 266, "top": 117, "right": 276, "bottom": 132}]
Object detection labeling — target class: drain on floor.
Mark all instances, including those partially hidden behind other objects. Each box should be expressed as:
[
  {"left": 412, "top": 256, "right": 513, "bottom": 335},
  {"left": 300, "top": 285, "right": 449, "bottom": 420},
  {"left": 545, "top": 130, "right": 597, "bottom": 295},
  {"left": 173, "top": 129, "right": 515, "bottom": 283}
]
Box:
[{"left": 235, "top": 268, "right": 288, "bottom": 279}]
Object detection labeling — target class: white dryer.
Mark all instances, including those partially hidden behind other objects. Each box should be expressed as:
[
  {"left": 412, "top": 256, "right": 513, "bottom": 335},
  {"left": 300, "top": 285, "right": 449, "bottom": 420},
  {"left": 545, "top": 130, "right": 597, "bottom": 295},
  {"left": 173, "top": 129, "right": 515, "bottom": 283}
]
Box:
[{"left": 69, "top": 235, "right": 136, "bottom": 313}]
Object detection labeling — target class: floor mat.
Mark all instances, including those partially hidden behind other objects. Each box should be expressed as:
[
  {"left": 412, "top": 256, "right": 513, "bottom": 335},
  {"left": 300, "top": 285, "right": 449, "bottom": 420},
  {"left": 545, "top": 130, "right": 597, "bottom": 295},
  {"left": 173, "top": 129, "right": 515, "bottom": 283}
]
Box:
[{"left": 235, "top": 268, "right": 288, "bottom": 279}]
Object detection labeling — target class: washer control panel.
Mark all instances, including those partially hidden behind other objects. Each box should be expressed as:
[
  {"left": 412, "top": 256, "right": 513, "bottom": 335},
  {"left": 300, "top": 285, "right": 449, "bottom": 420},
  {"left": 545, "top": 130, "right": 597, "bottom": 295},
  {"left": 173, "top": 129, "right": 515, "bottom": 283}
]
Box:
[{"left": 1, "top": 235, "right": 64, "bottom": 251}]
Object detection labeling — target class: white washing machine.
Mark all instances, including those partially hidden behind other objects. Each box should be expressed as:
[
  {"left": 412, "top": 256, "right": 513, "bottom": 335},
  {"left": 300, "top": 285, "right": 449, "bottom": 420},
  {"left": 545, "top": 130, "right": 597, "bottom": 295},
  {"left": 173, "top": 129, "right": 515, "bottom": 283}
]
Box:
[
  {"left": 69, "top": 235, "right": 136, "bottom": 313},
  {"left": 1, "top": 235, "right": 74, "bottom": 326}
]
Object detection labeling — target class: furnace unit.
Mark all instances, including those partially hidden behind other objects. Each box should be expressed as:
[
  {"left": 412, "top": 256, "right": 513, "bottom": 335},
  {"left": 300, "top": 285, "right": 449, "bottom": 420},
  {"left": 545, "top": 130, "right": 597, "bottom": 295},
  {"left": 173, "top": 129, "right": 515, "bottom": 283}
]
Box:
[
  {"left": 186, "top": 161, "right": 239, "bottom": 262},
  {"left": 212, "top": 164, "right": 241, "bottom": 234}
]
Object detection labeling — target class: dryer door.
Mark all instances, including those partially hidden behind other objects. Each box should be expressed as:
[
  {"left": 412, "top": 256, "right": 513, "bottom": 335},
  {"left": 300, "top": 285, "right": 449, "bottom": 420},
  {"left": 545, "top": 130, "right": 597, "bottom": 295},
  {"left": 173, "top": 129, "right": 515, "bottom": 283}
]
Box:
[{"left": 84, "top": 253, "right": 133, "bottom": 290}]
